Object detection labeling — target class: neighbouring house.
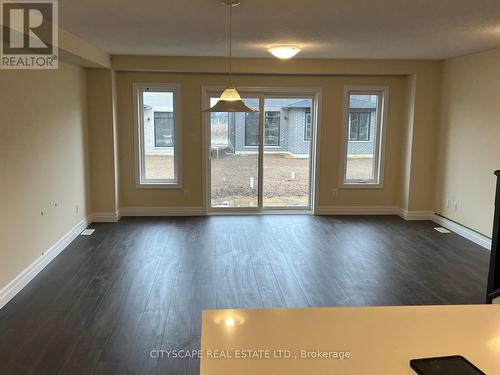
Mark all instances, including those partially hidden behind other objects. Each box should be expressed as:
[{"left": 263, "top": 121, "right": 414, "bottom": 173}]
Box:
[
  {"left": 210, "top": 98, "right": 313, "bottom": 158},
  {"left": 144, "top": 96, "right": 377, "bottom": 159},
  {"left": 347, "top": 95, "right": 377, "bottom": 156},
  {"left": 143, "top": 104, "right": 174, "bottom": 157}
]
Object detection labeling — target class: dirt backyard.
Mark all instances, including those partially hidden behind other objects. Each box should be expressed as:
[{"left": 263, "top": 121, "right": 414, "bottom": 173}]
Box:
[
  {"left": 211, "top": 153, "right": 309, "bottom": 207},
  {"left": 145, "top": 154, "right": 372, "bottom": 207}
]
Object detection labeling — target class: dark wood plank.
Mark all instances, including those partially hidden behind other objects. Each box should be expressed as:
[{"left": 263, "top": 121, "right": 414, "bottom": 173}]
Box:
[
  {"left": 0, "top": 215, "right": 489, "bottom": 375},
  {"left": 28, "top": 333, "right": 78, "bottom": 375},
  {"left": 60, "top": 349, "right": 102, "bottom": 375}
]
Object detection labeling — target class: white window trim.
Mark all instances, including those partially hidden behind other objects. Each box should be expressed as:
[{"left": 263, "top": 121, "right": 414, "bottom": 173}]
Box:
[
  {"left": 133, "top": 83, "right": 182, "bottom": 189},
  {"left": 339, "top": 86, "right": 388, "bottom": 189}
]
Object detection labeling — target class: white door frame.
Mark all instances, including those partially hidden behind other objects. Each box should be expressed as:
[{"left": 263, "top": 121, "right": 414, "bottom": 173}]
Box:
[{"left": 201, "top": 86, "right": 322, "bottom": 215}]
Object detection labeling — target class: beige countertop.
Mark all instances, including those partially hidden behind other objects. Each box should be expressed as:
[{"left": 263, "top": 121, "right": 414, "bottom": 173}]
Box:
[{"left": 201, "top": 305, "right": 500, "bottom": 374}]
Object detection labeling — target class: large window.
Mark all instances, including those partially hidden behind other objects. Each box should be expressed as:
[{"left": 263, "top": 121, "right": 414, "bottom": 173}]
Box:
[
  {"left": 134, "top": 83, "right": 180, "bottom": 187},
  {"left": 245, "top": 111, "right": 281, "bottom": 146},
  {"left": 264, "top": 111, "right": 280, "bottom": 146},
  {"left": 348, "top": 112, "right": 371, "bottom": 141},
  {"left": 341, "top": 87, "right": 387, "bottom": 186},
  {"left": 154, "top": 112, "right": 174, "bottom": 147},
  {"left": 304, "top": 111, "right": 311, "bottom": 141},
  {"left": 244, "top": 112, "right": 259, "bottom": 146}
]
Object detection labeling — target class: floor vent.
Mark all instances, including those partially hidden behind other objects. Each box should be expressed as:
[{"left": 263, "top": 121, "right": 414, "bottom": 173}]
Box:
[
  {"left": 80, "top": 228, "right": 95, "bottom": 236},
  {"left": 434, "top": 227, "right": 452, "bottom": 234}
]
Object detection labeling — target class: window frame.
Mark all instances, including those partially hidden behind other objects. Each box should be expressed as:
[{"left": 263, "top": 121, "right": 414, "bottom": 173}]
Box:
[
  {"left": 340, "top": 86, "right": 388, "bottom": 188},
  {"left": 133, "top": 83, "right": 182, "bottom": 189}
]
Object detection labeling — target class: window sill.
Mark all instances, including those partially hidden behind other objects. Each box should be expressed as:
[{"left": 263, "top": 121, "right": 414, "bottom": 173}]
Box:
[{"left": 339, "top": 182, "right": 383, "bottom": 189}]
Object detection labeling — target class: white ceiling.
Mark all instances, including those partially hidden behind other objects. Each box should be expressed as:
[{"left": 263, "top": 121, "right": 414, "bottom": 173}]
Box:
[{"left": 59, "top": 0, "right": 500, "bottom": 59}]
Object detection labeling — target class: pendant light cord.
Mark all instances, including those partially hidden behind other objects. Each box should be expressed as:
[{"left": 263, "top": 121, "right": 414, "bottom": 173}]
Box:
[{"left": 228, "top": 2, "right": 232, "bottom": 87}]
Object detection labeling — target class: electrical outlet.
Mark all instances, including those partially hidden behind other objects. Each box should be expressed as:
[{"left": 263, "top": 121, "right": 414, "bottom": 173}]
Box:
[
  {"left": 75, "top": 204, "right": 79, "bottom": 214},
  {"left": 332, "top": 188, "right": 338, "bottom": 197},
  {"left": 183, "top": 189, "right": 190, "bottom": 199},
  {"left": 446, "top": 199, "right": 450, "bottom": 208}
]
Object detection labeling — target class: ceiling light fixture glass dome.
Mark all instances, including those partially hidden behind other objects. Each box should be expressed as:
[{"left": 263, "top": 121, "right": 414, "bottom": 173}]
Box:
[{"left": 268, "top": 45, "right": 302, "bottom": 59}]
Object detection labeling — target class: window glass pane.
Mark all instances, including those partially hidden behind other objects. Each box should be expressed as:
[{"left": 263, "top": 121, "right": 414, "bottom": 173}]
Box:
[
  {"left": 142, "top": 91, "right": 176, "bottom": 181},
  {"left": 210, "top": 111, "right": 230, "bottom": 149},
  {"left": 154, "top": 112, "right": 174, "bottom": 147},
  {"left": 304, "top": 112, "right": 311, "bottom": 141},
  {"left": 211, "top": 97, "right": 260, "bottom": 207},
  {"left": 263, "top": 98, "right": 312, "bottom": 207},
  {"left": 345, "top": 93, "right": 379, "bottom": 182},
  {"left": 265, "top": 111, "right": 280, "bottom": 146},
  {"left": 245, "top": 112, "right": 259, "bottom": 146},
  {"left": 349, "top": 113, "right": 359, "bottom": 141},
  {"left": 358, "top": 112, "right": 370, "bottom": 141}
]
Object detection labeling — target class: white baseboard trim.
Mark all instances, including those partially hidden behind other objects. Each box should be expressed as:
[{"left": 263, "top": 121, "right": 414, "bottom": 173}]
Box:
[
  {"left": 209, "top": 209, "right": 312, "bottom": 216},
  {"left": 0, "top": 217, "right": 90, "bottom": 310},
  {"left": 119, "top": 207, "right": 205, "bottom": 216},
  {"left": 398, "top": 209, "right": 435, "bottom": 221},
  {"left": 91, "top": 211, "right": 121, "bottom": 223},
  {"left": 432, "top": 214, "right": 492, "bottom": 250},
  {"left": 316, "top": 206, "right": 400, "bottom": 215}
]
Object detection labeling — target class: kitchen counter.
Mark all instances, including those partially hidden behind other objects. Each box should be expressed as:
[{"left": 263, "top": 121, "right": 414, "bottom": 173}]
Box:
[{"left": 201, "top": 305, "right": 500, "bottom": 374}]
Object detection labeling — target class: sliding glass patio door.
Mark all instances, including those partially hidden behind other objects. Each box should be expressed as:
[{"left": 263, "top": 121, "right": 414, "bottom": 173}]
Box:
[
  {"left": 209, "top": 96, "right": 260, "bottom": 208},
  {"left": 263, "top": 97, "right": 313, "bottom": 208},
  {"left": 207, "top": 90, "right": 316, "bottom": 212}
]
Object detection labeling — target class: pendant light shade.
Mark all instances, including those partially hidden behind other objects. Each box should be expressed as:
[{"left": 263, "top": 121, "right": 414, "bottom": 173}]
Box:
[
  {"left": 203, "top": 87, "right": 258, "bottom": 113},
  {"left": 203, "top": 1, "right": 257, "bottom": 113},
  {"left": 204, "top": 98, "right": 258, "bottom": 113},
  {"left": 219, "top": 88, "right": 242, "bottom": 101}
]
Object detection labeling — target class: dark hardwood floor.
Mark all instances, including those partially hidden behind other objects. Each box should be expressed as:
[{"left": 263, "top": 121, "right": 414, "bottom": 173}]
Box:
[{"left": 0, "top": 215, "right": 490, "bottom": 374}]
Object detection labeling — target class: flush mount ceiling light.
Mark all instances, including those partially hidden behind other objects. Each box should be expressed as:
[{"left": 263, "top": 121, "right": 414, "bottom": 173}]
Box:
[
  {"left": 267, "top": 45, "right": 302, "bottom": 59},
  {"left": 203, "top": 1, "right": 257, "bottom": 113}
]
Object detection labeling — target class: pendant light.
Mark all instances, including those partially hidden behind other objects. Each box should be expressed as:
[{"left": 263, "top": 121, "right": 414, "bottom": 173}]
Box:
[{"left": 203, "top": 1, "right": 257, "bottom": 113}]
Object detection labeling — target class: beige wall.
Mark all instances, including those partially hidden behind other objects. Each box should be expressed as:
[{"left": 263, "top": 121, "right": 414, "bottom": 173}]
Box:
[
  {"left": 87, "top": 69, "right": 119, "bottom": 214},
  {"left": 0, "top": 61, "right": 90, "bottom": 291},
  {"left": 436, "top": 48, "right": 500, "bottom": 237},
  {"left": 400, "top": 75, "right": 416, "bottom": 210},
  {"left": 400, "top": 67, "right": 442, "bottom": 212},
  {"left": 116, "top": 72, "right": 410, "bottom": 209}
]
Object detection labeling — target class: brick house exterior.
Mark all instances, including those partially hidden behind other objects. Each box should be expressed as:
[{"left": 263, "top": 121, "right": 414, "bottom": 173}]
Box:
[
  {"left": 347, "top": 96, "right": 377, "bottom": 155},
  {"left": 144, "top": 96, "right": 376, "bottom": 158}
]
